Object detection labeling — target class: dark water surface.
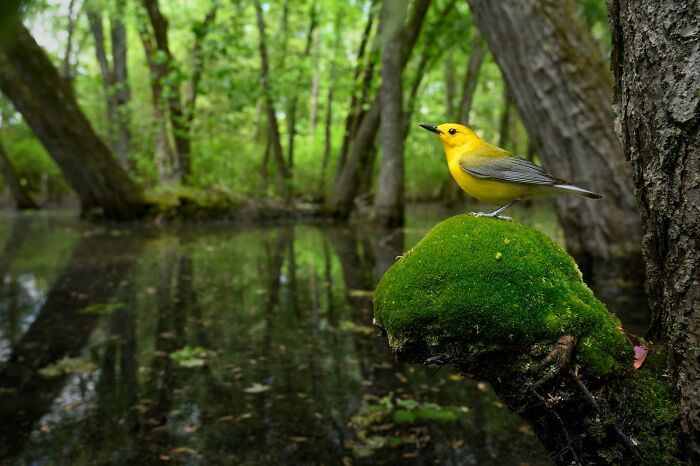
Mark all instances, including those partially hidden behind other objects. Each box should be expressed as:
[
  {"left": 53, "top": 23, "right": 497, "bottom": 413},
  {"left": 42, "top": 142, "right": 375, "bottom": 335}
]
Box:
[{"left": 0, "top": 206, "right": 646, "bottom": 465}]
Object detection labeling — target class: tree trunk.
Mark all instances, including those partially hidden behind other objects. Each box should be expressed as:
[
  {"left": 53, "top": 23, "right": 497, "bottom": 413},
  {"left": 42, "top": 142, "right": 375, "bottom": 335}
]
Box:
[
  {"left": 404, "top": 0, "right": 457, "bottom": 132},
  {"left": 607, "top": 1, "right": 700, "bottom": 461},
  {"left": 308, "top": 23, "right": 321, "bottom": 134},
  {"left": 498, "top": 87, "right": 512, "bottom": 148},
  {"left": 253, "top": 0, "right": 289, "bottom": 199},
  {"left": 336, "top": 3, "right": 377, "bottom": 174},
  {"left": 140, "top": 0, "right": 193, "bottom": 182},
  {"left": 0, "top": 138, "right": 38, "bottom": 209},
  {"left": 442, "top": 32, "right": 484, "bottom": 207},
  {"left": 87, "top": 9, "right": 119, "bottom": 157},
  {"left": 61, "top": 0, "right": 79, "bottom": 89},
  {"left": 326, "top": 0, "right": 431, "bottom": 220},
  {"left": 183, "top": 4, "right": 217, "bottom": 177},
  {"left": 457, "top": 30, "right": 484, "bottom": 124},
  {"left": 444, "top": 55, "right": 456, "bottom": 119},
  {"left": 373, "top": 0, "right": 407, "bottom": 227},
  {"left": 0, "top": 20, "right": 144, "bottom": 219},
  {"left": 285, "top": 0, "right": 317, "bottom": 181},
  {"left": 110, "top": 0, "right": 131, "bottom": 166},
  {"left": 467, "top": 0, "right": 643, "bottom": 305},
  {"left": 318, "top": 9, "right": 342, "bottom": 200}
]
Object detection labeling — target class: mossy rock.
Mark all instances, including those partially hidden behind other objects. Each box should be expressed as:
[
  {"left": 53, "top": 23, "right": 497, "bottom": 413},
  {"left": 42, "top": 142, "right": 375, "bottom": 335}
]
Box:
[{"left": 373, "top": 215, "right": 631, "bottom": 377}]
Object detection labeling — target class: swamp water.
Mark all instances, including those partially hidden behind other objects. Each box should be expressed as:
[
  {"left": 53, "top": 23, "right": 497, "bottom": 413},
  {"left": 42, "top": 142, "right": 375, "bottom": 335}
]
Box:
[{"left": 0, "top": 206, "right": 646, "bottom": 465}]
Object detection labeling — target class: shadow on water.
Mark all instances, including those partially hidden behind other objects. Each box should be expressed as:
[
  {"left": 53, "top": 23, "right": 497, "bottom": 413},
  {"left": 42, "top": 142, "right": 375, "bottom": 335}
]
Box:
[{"left": 0, "top": 206, "right": 649, "bottom": 465}]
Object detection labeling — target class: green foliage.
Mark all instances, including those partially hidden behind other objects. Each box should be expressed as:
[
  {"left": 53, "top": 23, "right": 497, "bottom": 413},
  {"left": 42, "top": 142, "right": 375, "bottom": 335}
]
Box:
[
  {"left": 374, "top": 215, "right": 631, "bottom": 377},
  {"left": 348, "top": 394, "right": 462, "bottom": 457},
  {"left": 169, "top": 345, "right": 209, "bottom": 368},
  {"left": 0, "top": 0, "right": 612, "bottom": 205}
]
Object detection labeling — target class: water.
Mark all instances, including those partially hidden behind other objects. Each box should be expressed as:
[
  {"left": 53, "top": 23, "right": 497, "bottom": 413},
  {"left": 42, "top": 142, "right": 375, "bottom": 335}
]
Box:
[{"left": 0, "top": 206, "right": 646, "bottom": 465}]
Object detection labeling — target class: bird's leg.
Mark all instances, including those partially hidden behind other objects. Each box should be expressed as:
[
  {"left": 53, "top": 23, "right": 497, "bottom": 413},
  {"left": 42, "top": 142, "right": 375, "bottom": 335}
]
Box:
[{"left": 470, "top": 200, "right": 520, "bottom": 221}]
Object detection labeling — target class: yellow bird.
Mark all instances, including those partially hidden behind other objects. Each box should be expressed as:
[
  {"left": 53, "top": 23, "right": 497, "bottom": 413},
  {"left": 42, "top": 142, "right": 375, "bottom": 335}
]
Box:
[{"left": 420, "top": 123, "right": 603, "bottom": 219}]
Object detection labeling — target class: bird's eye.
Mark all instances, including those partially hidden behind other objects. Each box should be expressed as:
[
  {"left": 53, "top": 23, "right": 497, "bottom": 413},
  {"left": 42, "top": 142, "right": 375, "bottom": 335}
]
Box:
[{"left": 448, "top": 128, "right": 457, "bottom": 135}]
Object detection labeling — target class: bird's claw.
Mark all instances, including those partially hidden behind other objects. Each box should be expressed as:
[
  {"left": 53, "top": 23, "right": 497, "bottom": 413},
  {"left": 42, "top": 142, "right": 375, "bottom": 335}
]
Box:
[{"left": 469, "top": 211, "right": 513, "bottom": 221}]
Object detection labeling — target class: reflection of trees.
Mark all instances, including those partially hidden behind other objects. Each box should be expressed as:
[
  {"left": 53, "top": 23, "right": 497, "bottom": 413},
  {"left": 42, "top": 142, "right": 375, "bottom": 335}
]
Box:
[
  {"left": 0, "top": 231, "right": 144, "bottom": 459},
  {"left": 0, "top": 214, "right": 30, "bottom": 283},
  {"left": 132, "top": 243, "right": 188, "bottom": 462},
  {"left": 0, "top": 215, "right": 32, "bottom": 349}
]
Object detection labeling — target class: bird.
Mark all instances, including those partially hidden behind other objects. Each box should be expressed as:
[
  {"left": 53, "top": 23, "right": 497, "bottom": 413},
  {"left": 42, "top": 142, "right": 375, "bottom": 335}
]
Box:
[{"left": 419, "top": 123, "right": 603, "bottom": 220}]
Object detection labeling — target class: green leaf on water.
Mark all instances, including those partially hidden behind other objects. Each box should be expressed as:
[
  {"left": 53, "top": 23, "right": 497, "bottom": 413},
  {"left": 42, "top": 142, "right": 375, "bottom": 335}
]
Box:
[
  {"left": 170, "top": 346, "right": 208, "bottom": 368},
  {"left": 77, "top": 302, "right": 125, "bottom": 315},
  {"left": 393, "top": 410, "right": 417, "bottom": 423},
  {"left": 243, "top": 382, "right": 271, "bottom": 394},
  {"left": 38, "top": 356, "right": 96, "bottom": 378},
  {"left": 396, "top": 398, "right": 419, "bottom": 411}
]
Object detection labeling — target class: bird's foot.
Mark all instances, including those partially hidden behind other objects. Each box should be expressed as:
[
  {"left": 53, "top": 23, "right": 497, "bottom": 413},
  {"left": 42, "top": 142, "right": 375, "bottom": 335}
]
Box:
[{"left": 469, "top": 211, "right": 513, "bottom": 221}]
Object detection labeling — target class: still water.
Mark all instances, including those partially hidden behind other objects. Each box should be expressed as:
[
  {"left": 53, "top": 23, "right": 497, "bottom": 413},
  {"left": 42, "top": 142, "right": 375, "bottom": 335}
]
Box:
[{"left": 0, "top": 206, "right": 645, "bottom": 465}]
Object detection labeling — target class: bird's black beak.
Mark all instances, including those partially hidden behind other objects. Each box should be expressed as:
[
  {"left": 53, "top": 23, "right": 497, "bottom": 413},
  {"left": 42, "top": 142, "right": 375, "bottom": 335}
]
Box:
[{"left": 419, "top": 123, "right": 442, "bottom": 135}]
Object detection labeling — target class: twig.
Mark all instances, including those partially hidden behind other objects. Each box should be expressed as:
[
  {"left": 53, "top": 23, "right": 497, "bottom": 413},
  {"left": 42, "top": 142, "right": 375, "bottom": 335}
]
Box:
[
  {"left": 529, "top": 386, "right": 583, "bottom": 465},
  {"left": 571, "top": 370, "right": 643, "bottom": 462}
]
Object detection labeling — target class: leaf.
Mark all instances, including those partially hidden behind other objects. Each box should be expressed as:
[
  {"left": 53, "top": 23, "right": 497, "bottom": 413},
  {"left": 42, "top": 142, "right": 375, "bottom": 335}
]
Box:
[
  {"left": 170, "top": 346, "right": 208, "bottom": 368},
  {"left": 77, "top": 302, "right": 125, "bottom": 315},
  {"left": 348, "top": 289, "right": 374, "bottom": 298},
  {"left": 393, "top": 410, "right": 417, "bottom": 423},
  {"left": 38, "top": 356, "right": 96, "bottom": 378},
  {"left": 243, "top": 382, "right": 270, "bottom": 394},
  {"left": 633, "top": 345, "right": 649, "bottom": 369},
  {"left": 396, "top": 398, "right": 419, "bottom": 411}
]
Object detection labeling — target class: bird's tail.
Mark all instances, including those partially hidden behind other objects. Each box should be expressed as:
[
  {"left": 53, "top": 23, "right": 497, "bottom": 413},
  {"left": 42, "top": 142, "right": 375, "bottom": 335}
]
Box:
[{"left": 552, "top": 184, "right": 604, "bottom": 200}]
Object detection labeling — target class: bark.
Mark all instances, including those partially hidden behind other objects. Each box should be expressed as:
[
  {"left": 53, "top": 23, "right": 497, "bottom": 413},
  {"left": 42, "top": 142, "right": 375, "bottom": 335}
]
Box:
[
  {"left": 254, "top": 0, "right": 290, "bottom": 199},
  {"left": 457, "top": 30, "right": 484, "bottom": 124},
  {"left": 467, "top": 0, "right": 643, "bottom": 301},
  {"left": 326, "top": 0, "right": 431, "bottom": 220},
  {"left": 0, "top": 138, "right": 38, "bottom": 209},
  {"left": 373, "top": 0, "right": 407, "bottom": 227},
  {"left": 0, "top": 20, "right": 145, "bottom": 219},
  {"left": 607, "top": 1, "right": 700, "bottom": 461}
]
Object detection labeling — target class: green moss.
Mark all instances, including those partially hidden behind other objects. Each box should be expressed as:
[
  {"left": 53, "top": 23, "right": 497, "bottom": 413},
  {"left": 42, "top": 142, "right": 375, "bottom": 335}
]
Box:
[
  {"left": 144, "top": 185, "right": 235, "bottom": 218},
  {"left": 373, "top": 215, "right": 630, "bottom": 377},
  {"left": 611, "top": 350, "right": 681, "bottom": 465}
]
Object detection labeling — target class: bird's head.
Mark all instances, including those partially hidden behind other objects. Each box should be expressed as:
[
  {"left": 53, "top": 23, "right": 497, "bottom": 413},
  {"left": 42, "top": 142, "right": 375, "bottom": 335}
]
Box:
[{"left": 419, "top": 123, "right": 479, "bottom": 149}]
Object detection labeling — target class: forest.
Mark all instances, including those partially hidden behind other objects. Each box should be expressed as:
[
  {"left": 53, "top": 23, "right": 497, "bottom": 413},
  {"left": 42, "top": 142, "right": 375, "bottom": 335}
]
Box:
[{"left": 0, "top": 0, "right": 698, "bottom": 464}]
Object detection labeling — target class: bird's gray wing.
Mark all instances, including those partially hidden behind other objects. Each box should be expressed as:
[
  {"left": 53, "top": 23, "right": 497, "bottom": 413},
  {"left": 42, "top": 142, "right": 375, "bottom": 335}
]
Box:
[{"left": 459, "top": 156, "right": 557, "bottom": 185}]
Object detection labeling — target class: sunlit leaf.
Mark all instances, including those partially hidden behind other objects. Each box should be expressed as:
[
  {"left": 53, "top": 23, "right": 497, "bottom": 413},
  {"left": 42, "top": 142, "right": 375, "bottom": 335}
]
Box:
[{"left": 243, "top": 382, "right": 270, "bottom": 394}]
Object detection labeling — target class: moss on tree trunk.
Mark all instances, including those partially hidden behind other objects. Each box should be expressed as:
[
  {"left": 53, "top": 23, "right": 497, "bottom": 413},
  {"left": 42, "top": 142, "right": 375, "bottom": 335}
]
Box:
[{"left": 374, "top": 216, "right": 681, "bottom": 464}]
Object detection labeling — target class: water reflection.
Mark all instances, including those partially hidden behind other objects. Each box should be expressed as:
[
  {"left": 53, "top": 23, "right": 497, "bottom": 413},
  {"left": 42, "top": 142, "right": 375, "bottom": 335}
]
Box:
[{"left": 0, "top": 208, "right": 647, "bottom": 465}]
